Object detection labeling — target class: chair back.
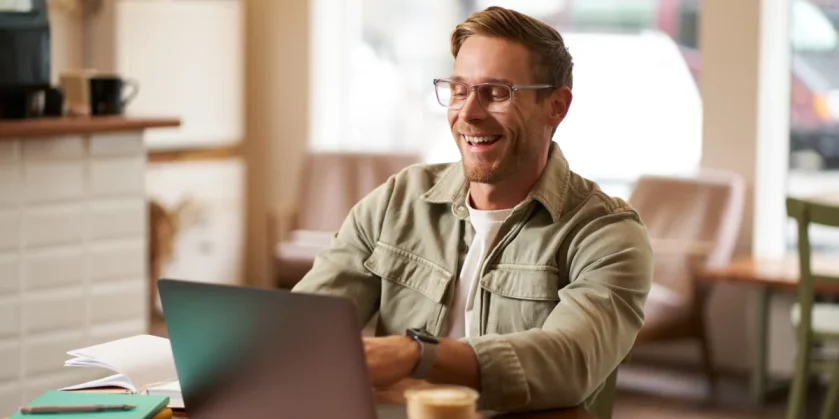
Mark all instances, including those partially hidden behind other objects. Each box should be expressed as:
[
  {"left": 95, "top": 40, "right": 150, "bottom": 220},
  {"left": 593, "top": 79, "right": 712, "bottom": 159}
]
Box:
[
  {"left": 587, "top": 367, "right": 619, "bottom": 419},
  {"left": 627, "top": 170, "right": 745, "bottom": 300},
  {"left": 294, "top": 151, "right": 421, "bottom": 232},
  {"left": 785, "top": 197, "right": 839, "bottom": 331}
]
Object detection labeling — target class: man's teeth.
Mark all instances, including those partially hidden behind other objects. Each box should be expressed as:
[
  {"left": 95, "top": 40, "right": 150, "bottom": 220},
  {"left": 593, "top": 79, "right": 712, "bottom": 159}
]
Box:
[{"left": 464, "top": 135, "right": 497, "bottom": 144}]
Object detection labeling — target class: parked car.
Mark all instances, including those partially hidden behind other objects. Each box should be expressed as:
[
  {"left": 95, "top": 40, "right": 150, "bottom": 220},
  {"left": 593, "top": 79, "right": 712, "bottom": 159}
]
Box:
[
  {"left": 817, "top": 2, "right": 839, "bottom": 29},
  {"left": 553, "top": 30, "right": 703, "bottom": 183},
  {"left": 553, "top": 0, "right": 839, "bottom": 170}
]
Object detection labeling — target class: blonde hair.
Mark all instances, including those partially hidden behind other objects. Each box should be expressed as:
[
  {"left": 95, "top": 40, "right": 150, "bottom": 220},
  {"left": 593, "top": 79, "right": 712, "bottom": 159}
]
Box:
[{"left": 451, "top": 6, "right": 573, "bottom": 96}]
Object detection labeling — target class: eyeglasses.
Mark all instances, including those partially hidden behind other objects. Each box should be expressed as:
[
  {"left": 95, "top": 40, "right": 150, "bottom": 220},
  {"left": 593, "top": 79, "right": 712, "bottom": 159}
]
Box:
[{"left": 433, "top": 78, "right": 556, "bottom": 113}]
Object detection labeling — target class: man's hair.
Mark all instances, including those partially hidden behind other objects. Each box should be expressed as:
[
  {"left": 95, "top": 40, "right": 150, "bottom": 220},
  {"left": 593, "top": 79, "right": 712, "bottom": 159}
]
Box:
[{"left": 450, "top": 6, "right": 574, "bottom": 98}]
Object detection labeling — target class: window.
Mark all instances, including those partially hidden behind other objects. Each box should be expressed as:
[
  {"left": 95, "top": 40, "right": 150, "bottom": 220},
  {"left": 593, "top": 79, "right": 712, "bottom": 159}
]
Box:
[
  {"left": 0, "top": 0, "right": 32, "bottom": 12},
  {"left": 311, "top": 0, "right": 704, "bottom": 198},
  {"left": 786, "top": 0, "right": 839, "bottom": 251}
]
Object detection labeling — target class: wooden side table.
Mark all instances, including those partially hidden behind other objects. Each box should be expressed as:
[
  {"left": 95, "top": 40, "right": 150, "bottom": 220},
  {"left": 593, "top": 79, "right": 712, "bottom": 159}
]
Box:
[{"left": 697, "top": 253, "right": 839, "bottom": 404}]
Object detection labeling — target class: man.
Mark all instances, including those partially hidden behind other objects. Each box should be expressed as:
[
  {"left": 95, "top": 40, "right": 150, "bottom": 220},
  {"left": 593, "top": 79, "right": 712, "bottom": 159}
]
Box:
[{"left": 293, "top": 6, "right": 653, "bottom": 414}]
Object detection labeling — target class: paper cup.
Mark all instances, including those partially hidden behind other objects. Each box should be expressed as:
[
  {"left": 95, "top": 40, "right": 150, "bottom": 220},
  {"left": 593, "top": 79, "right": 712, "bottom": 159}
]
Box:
[{"left": 405, "top": 385, "right": 479, "bottom": 419}]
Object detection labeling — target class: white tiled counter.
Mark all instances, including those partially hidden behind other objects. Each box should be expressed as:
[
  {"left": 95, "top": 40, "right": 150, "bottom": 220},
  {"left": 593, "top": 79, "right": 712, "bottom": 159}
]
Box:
[{"left": 0, "top": 117, "right": 179, "bottom": 416}]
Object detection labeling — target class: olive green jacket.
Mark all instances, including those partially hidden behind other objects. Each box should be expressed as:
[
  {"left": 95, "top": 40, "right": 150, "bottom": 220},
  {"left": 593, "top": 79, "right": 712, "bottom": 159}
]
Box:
[{"left": 292, "top": 142, "right": 653, "bottom": 413}]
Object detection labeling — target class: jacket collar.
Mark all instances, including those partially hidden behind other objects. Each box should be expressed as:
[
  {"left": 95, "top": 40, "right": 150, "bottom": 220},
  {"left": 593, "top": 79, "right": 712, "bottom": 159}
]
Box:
[{"left": 421, "top": 142, "right": 570, "bottom": 223}]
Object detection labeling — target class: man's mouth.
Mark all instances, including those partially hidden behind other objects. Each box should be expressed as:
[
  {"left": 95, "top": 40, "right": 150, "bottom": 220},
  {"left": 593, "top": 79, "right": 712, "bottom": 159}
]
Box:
[{"left": 462, "top": 134, "right": 502, "bottom": 147}]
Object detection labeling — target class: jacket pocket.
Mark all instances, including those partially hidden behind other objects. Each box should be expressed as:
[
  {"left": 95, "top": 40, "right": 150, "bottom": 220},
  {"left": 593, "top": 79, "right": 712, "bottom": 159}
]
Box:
[
  {"left": 364, "top": 242, "right": 454, "bottom": 334},
  {"left": 480, "top": 265, "right": 560, "bottom": 334}
]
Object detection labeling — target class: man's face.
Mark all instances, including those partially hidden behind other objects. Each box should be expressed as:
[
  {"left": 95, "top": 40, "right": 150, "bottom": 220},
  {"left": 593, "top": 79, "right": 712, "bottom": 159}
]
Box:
[{"left": 448, "top": 35, "right": 552, "bottom": 184}]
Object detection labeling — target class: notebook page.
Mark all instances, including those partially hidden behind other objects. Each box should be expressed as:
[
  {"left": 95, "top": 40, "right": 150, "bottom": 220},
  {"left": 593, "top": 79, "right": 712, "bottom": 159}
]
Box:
[
  {"left": 66, "top": 335, "right": 177, "bottom": 392},
  {"left": 60, "top": 374, "right": 135, "bottom": 392},
  {"left": 64, "top": 356, "right": 114, "bottom": 368}
]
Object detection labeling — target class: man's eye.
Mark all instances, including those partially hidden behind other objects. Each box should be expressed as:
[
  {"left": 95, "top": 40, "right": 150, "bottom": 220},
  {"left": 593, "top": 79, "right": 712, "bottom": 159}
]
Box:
[
  {"left": 490, "top": 89, "right": 509, "bottom": 99},
  {"left": 451, "top": 87, "right": 468, "bottom": 98}
]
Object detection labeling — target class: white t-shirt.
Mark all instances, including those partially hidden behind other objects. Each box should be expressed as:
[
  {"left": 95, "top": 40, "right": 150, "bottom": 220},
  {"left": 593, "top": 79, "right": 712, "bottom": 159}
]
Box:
[{"left": 446, "top": 194, "right": 513, "bottom": 339}]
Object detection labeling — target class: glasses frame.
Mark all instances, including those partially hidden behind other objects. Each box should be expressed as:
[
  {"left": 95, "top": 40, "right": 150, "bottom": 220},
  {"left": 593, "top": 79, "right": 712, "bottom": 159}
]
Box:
[{"left": 433, "top": 78, "right": 557, "bottom": 113}]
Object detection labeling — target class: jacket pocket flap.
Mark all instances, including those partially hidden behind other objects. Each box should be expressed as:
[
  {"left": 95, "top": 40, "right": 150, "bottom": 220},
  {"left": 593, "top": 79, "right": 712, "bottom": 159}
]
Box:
[
  {"left": 364, "top": 243, "right": 453, "bottom": 303},
  {"left": 480, "top": 266, "right": 560, "bottom": 301}
]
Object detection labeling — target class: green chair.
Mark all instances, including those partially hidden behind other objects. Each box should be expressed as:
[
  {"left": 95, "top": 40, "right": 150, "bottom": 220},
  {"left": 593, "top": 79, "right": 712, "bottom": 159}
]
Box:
[{"left": 785, "top": 197, "right": 839, "bottom": 419}]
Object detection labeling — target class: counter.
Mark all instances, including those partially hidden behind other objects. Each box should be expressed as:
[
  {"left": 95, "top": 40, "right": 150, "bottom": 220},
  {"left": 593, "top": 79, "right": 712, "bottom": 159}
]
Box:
[{"left": 0, "top": 116, "right": 179, "bottom": 411}]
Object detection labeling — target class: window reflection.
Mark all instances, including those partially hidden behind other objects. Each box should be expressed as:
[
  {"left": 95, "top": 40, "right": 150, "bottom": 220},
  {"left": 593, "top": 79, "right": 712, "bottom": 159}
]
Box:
[{"left": 0, "top": 0, "right": 33, "bottom": 12}]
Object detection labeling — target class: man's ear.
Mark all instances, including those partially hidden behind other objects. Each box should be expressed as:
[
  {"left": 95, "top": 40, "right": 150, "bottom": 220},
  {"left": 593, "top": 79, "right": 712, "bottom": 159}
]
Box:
[{"left": 546, "top": 86, "right": 573, "bottom": 127}]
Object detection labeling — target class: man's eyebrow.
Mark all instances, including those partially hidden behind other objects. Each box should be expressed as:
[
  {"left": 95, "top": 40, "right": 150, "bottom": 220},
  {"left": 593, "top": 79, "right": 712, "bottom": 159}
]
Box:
[
  {"left": 482, "top": 77, "right": 514, "bottom": 84},
  {"left": 449, "top": 76, "right": 515, "bottom": 84}
]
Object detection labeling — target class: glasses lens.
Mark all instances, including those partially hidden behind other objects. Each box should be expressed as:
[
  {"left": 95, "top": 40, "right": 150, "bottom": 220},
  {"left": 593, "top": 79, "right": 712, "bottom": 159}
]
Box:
[
  {"left": 477, "top": 84, "right": 512, "bottom": 113},
  {"left": 435, "top": 81, "right": 468, "bottom": 109}
]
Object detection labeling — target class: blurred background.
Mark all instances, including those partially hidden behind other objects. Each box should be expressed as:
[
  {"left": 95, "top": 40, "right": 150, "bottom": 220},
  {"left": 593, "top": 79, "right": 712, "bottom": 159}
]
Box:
[{"left": 2, "top": 0, "right": 839, "bottom": 417}]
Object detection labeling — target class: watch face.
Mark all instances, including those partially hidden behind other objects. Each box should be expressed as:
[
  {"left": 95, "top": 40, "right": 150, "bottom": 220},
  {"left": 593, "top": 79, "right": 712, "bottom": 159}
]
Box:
[{"left": 407, "top": 328, "right": 439, "bottom": 344}]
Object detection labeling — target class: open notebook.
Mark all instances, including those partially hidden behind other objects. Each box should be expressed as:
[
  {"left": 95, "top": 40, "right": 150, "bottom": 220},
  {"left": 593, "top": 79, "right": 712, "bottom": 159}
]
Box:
[{"left": 61, "top": 335, "right": 183, "bottom": 408}]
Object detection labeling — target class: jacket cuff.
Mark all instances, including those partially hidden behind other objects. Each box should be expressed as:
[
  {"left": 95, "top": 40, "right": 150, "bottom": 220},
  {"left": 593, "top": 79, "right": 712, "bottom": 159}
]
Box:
[{"left": 465, "top": 334, "right": 530, "bottom": 411}]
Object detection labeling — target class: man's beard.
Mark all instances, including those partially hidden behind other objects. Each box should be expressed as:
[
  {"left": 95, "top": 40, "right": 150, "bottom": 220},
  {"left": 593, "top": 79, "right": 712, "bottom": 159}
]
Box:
[{"left": 463, "top": 153, "right": 515, "bottom": 183}]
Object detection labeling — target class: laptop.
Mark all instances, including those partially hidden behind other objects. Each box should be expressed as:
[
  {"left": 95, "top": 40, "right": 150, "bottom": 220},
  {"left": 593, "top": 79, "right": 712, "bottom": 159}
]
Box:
[{"left": 157, "top": 278, "right": 408, "bottom": 419}]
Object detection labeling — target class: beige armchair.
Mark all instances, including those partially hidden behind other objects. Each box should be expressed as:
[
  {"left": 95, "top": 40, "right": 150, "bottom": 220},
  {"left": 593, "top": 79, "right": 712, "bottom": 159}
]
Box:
[
  {"left": 628, "top": 170, "right": 746, "bottom": 390},
  {"left": 271, "top": 151, "right": 422, "bottom": 288}
]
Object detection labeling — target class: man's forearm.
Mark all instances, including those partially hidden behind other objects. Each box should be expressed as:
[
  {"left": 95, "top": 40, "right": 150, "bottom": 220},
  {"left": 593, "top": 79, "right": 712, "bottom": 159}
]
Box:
[{"left": 427, "top": 338, "right": 482, "bottom": 390}]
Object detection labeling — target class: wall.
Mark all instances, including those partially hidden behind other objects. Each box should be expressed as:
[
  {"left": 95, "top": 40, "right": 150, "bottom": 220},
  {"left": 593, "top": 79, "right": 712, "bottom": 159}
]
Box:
[
  {"left": 47, "top": 0, "right": 84, "bottom": 83},
  {"left": 81, "top": 0, "right": 247, "bottom": 292},
  {"left": 243, "top": 0, "right": 310, "bottom": 287},
  {"left": 78, "top": 0, "right": 321, "bottom": 289}
]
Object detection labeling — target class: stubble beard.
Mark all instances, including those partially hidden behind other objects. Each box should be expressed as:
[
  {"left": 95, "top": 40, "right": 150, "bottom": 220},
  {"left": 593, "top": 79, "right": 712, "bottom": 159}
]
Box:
[{"left": 463, "top": 151, "right": 515, "bottom": 184}]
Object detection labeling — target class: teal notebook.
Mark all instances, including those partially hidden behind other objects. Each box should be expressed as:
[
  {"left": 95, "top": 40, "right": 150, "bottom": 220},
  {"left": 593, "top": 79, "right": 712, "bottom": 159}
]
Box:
[{"left": 11, "top": 391, "right": 169, "bottom": 419}]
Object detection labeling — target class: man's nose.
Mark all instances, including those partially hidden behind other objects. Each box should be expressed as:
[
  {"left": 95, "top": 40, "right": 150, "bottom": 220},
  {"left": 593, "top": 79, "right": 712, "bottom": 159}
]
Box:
[{"left": 458, "top": 90, "right": 487, "bottom": 121}]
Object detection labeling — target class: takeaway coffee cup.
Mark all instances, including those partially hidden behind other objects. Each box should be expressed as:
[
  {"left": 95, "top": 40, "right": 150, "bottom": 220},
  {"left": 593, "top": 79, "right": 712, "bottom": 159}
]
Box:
[{"left": 405, "top": 385, "right": 479, "bottom": 419}]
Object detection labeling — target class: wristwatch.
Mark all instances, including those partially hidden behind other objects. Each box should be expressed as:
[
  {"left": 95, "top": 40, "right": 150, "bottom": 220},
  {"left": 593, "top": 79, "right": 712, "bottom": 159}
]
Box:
[{"left": 406, "top": 328, "right": 439, "bottom": 379}]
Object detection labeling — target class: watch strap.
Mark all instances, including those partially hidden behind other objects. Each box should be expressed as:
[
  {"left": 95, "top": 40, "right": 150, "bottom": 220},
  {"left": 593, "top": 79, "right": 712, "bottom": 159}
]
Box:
[{"left": 410, "top": 338, "right": 438, "bottom": 379}]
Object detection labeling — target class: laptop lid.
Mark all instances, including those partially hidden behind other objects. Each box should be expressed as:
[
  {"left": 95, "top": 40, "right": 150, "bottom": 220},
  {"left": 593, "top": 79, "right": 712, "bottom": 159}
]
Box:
[{"left": 157, "top": 278, "right": 380, "bottom": 419}]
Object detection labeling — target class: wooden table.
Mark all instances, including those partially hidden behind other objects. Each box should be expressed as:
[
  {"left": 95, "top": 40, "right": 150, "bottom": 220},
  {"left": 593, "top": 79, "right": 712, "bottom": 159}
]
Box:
[
  {"left": 171, "top": 408, "right": 591, "bottom": 418},
  {"left": 697, "top": 253, "right": 839, "bottom": 405},
  {"left": 163, "top": 387, "right": 594, "bottom": 419},
  {"left": 168, "top": 404, "right": 591, "bottom": 418},
  {"left": 699, "top": 253, "right": 839, "bottom": 293},
  {"left": 70, "top": 376, "right": 593, "bottom": 419}
]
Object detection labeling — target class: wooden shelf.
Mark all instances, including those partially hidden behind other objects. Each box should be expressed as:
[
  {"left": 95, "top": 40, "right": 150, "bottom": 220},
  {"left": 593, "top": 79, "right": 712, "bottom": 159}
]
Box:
[
  {"left": 0, "top": 116, "right": 181, "bottom": 140},
  {"left": 148, "top": 145, "right": 241, "bottom": 163}
]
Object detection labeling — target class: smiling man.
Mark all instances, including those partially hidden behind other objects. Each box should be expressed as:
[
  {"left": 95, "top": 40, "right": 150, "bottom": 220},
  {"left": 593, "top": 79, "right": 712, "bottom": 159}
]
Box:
[{"left": 292, "top": 6, "right": 653, "bottom": 414}]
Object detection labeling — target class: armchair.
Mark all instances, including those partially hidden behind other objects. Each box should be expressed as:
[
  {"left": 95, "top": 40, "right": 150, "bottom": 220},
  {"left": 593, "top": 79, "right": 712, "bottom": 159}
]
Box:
[
  {"left": 270, "top": 151, "right": 421, "bottom": 288},
  {"left": 628, "top": 170, "right": 746, "bottom": 391}
]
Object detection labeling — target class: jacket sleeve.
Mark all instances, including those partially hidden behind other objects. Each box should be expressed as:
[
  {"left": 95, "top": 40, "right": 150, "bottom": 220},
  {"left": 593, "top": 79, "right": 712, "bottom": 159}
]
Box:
[
  {"left": 464, "top": 211, "right": 653, "bottom": 411},
  {"left": 291, "top": 179, "right": 395, "bottom": 328}
]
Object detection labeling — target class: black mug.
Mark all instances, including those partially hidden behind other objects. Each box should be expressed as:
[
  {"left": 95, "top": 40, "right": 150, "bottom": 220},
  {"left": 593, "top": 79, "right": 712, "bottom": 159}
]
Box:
[
  {"left": 89, "top": 76, "right": 139, "bottom": 116},
  {"left": 43, "top": 87, "right": 64, "bottom": 117},
  {"left": 0, "top": 86, "right": 63, "bottom": 119},
  {"left": 0, "top": 87, "right": 41, "bottom": 119}
]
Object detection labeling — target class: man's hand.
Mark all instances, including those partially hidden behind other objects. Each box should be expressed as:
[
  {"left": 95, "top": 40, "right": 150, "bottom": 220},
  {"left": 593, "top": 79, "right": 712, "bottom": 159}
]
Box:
[{"left": 363, "top": 335, "right": 420, "bottom": 388}]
